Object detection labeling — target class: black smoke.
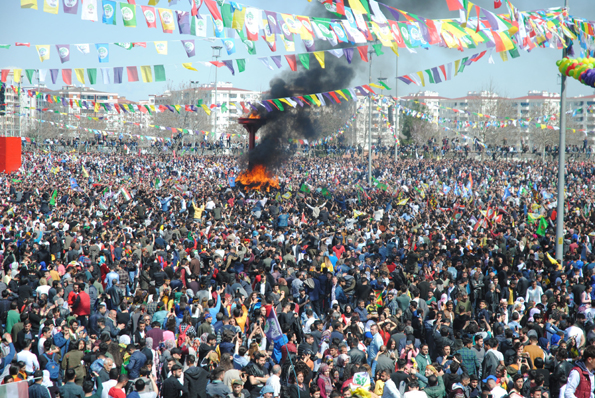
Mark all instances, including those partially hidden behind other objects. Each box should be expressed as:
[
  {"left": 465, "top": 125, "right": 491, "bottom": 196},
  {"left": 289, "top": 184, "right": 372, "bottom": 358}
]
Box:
[{"left": 247, "top": 52, "right": 362, "bottom": 169}]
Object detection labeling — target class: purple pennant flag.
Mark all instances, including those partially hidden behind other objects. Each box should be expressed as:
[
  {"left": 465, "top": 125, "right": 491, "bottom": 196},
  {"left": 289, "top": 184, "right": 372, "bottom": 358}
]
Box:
[
  {"left": 55, "top": 44, "right": 70, "bottom": 64},
  {"left": 323, "top": 92, "right": 334, "bottom": 103},
  {"left": 189, "top": 105, "right": 197, "bottom": 112},
  {"left": 166, "top": 105, "right": 175, "bottom": 113},
  {"left": 62, "top": 0, "right": 79, "bottom": 14},
  {"left": 398, "top": 76, "right": 413, "bottom": 85},
  {"left": 61, "top": 97, "right": 67, "bottom": 106},
  {"left": 50, "top": 69, "right": 59, "bottom": 84},
  {"left": 113, "top": 67, "right": 123, "bottom": 84},
  {"left": 355, "top": 86, "right": 368, "bottom": 96},
  {"left": 270, "top": 56, "right": 282, "bottom": 69},
  {"left": 223, "top": 60, "right": 234, "bottom": 75},
  {"left": 344, "top": 48, "right": 354, "bottom": 64},
  {"left": 277, "top": 14, "right": 293, "bottom": 41},
  {"left": 304, "top": 39, "right": 315, "bottom": 52},
  {"left": 83, "top": 101, "right": 88, "bottom": 108},
  {"left": 431, "top": 67, "right": 442, "bottom": 83},
  {"left": 260, "top": 101, "right": 273, "bottom": 112},
  {"left": 181, "top": 40, "right": 195, "bottom": 57},
  {"left": 249, "top": 103, "right": 259, "bottom": 113},
  {"left": 265, "top": 11, "right": 280, "bottom": 34},
  {"left": 176, "top": 11, "right": 190, "bottom": 34},
  {"left": 292, "top": 97, "right": 304, "bottom": 107},
  {"left": 381, "top": 3, "right": 401, "bottom": 20},
  {"left": 418, "top": 18, "right": 432, "bottom": 44}
]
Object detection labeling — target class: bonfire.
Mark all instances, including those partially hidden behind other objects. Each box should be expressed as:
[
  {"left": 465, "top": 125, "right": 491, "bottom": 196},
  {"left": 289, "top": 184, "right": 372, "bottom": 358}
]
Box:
[{"left": 236, "top": 165, "right": 280, "bottom": 192}]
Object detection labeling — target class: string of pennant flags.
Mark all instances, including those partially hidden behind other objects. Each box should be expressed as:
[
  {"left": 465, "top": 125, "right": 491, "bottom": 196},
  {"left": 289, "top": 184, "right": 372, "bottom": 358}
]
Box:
[
  {"left": 291, "top": 104, "right": 363, "bottom": 147},
  {"left": 15, "top": 0, "right": 594, "bottom": 68}
]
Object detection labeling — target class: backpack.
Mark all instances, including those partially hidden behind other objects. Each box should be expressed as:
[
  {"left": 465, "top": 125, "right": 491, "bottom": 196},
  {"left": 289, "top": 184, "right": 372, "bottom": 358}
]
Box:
[
  {"left": 178, "top": 324, "right": 190, "bottom": 347},
  {"left": 43, "top": 353, "right": 60, "bottom": 380},
  {"left": 72, "top": 293, "right": 81, "bottom": 309}
]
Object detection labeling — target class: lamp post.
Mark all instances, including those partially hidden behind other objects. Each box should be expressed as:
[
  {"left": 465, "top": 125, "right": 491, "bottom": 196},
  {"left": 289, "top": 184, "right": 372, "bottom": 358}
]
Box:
[
  {"left": 367, "top": 46, "right": 375, "bottom": 186},
  {"left": 212, "top": 46, "right": 222, "bottom": 143},
  {"left": 378, "top": 77, "right": 387, "bottom": 148},
  {"left": 555, "top": 0, "right": 569, "bottom": 261},
  {"left": 395, "top": 57, "right": 399, "bottom": 161},
  {"left": 190, "top": 80, "right": 199, "bottom": 150}
]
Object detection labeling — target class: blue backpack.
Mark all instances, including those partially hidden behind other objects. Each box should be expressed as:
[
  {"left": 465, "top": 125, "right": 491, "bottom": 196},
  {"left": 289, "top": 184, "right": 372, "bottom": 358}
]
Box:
[{"left": 43, "top": 353, "right": 60, "bottom": 380}]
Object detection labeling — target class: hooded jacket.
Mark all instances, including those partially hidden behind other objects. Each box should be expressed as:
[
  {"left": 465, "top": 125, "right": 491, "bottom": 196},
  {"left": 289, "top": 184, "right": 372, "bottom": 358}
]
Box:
[{"left": 184, "top": 365, "right": 208, "bottom": 398}]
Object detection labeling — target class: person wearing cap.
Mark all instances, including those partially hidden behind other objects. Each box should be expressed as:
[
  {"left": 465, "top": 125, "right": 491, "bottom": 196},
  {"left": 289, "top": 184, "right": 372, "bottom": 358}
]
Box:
[
  {"left": 163, "top": 364, "right": 188, "bottom": 398},
  {"left": 482, "top": 375, "right": 507, "bottom": 398},
  {"left": 229, "top": 379, "right": 246, "bottom": 398}
]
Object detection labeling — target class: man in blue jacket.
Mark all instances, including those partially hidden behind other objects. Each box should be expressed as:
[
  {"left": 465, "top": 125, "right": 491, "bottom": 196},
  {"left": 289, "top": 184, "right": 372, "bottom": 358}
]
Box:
[
  {"left": 125, "top": 344, "right": 147, "bottom": 379},
  {"left": 306, "top": 272, "right": 323, "bottom": 316},
  {"left": 0, "top": 333, "right": 15, "bottom": 379}
]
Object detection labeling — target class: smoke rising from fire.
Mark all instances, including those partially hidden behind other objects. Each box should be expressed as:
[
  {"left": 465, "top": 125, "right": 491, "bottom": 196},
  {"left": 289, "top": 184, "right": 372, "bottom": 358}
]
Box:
[{"left": 247, "top": 49, "right": 362, "bottom": 170}]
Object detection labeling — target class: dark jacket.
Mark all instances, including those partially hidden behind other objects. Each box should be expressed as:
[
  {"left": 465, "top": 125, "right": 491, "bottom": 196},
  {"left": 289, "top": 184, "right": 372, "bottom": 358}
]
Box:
[
  {"left": 125, "top": 350, "right": 147, "bottom": 379},
  {"left": 184, "top": 366, "right": 208, "bottom": 398},
  {"left": 29, "top": 383, "right": 52, "bottom": 398},
  {"left": 162, "top": 375, "right": 188, "bottom": 398}
]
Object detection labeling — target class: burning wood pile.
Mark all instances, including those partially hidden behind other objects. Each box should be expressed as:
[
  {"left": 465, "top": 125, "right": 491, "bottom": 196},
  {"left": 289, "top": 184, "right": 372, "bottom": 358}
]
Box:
[{"left": 235, "top": 164, "right": 279, "bottom": 192}]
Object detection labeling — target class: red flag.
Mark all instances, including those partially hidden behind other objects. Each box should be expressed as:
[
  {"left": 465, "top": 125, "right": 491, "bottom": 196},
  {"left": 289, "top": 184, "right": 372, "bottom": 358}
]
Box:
[
  {"left": 0, "top": 70, "right": 9, "bottom": 83},
  {"left": 141, "top": 6, "right": 157, "bottom": 28},
  {"left": 362, "top": 84, "right": 375, "bottom": 94},
  {"left": 204, "top": 0, "right": 222, "bottom": 22},
  {"left": 494, "top": 0, "right": 502, "bottom": 8},
  {"left": 357, "top": 46, "right": 369, "bottom": 62},
  {"left": 190, "top": 0, "right": 198, "bottom": 16},
  {"left": 127, "top": 0, "right": 135, "bottom": 3},
  {"left": 15, "top": 42, "right": 30, "bottom": 47},
  {"left": 173, "top": 149, "right": 177, "bottom": 159},
  {"left": 336, "top": 0, "right": 345, "bottom": 15},
  {"left": 284, "top": 54, "right": 297, "bottom": 71},
  {"left": 114, "top": 103, "right": 121, "bottom": 113},
  {"left": 210, "top": 61, "right": 225, "bottom": 67},
  {"left": 424, "top": 19, "right": 441, "bottom": 45},
  {"left": 62, "top": 69, "right": 72, "bottom": 85},
  {"left": 133, "top": 42, "right": 146, "bottom": 48},
  {"left": 138, "top": 105, "right": 147, "bottom": 113},
  {"left": 185, "top": 105, "right": 192, "bottom": 112},
  {"left": 301, "top": 213, "right": 306, "bottom": 224},
  {"left": 445, "top": 0, "right": 463, "bottom": 11}
]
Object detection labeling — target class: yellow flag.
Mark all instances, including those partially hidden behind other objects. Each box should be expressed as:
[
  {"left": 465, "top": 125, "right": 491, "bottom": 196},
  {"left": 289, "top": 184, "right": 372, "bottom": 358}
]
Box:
[
  {"left": 149, "top": 105, "right": 156, "bottom": 113},
  {"left": 94, "top": 102, "right": 101, "bottom": 113},
  {"left": 336, "top": 90, "right": 348, "bottom": 101},
  {"left": 154, "top": 41, "right": 168, "bottom": 55},
  {"left": 390, "top": 42, "right": 399, "bottom": 56},
  {"left": 279, "top": 98, "right": 294, "bottom": 108},
  {"left": 140, "top": 65, "right": 153, "bottom": 82},
  {"left": 183, "top": 63, "right": 197, "bottom": 71},
  {"left": 232, "top": 8, "right": 245, "bottom": 30},
  {"left": 13, "top": 69, "right": 22, "bottom": 83},
  {"left": 454, "top": 59, "right": 461, "bottom": 75},
  {"left": 21, "top": 0, "right": 37, "bottom": 9},
  {"left": 82, "top": 166, "right": 89, "bottom": 178},
  {"left": 158, "top": 9, "right": 175, "bottom": 33},
  {"left": 313, "top": 51, "right": 325, "bottom": 68},
  {"left": 75, "top": 68, "right": 85, "bottom": 84},
  {"left": 369, "top": 83, "right": 384, "bottom": 89},
  {"left": 281, "top": 14, "right": 301, "bottom": 34},
  {"left": 201, "top": 104, "right": 211, "bottom": 115},
  {"left": 348, "top": 0, "right": 368, "bottom": 14},
  {"left": 43, "top": 0, "right": 58, "bottom": 13},
  {"left": 397, "top": 198, "right": 409, "bottom": 205},
  {"left": 416, "top": 71, "right": 425, "bottom": 87},
  {"left": 35, "top": 45, "right": 50, "bottom": 62}
]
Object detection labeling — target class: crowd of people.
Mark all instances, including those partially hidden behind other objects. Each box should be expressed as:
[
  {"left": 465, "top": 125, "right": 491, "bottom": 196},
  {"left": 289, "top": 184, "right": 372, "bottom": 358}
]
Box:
[{"left": 2, "top": 150, "right": 595, "bottom": 398}]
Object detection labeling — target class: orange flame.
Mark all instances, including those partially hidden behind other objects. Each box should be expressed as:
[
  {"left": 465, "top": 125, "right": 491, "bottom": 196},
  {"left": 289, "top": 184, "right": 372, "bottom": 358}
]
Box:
[
  {"left": 236, "top": 165, "right": 279, "bottom": 191},
  {"left": 248, "top": 112, "right": 260, "bottom": 119}
]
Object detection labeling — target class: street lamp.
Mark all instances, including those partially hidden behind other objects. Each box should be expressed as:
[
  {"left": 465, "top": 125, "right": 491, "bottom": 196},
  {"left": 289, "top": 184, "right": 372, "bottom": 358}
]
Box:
[
  {"left": 379, "top": 77, "right": 387, "bottom": 147},
  {"left": 212, "top": 46, "right": 222, "bottom": 142}
]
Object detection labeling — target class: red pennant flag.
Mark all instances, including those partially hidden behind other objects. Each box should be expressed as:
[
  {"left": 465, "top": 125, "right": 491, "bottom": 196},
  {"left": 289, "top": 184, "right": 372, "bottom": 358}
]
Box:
[
  {"left": 424, "top": 19, "right": 441, "bottom": 45},
  {"left": 114, "top": 103, "right": 121, "bottom": 113},
  {"left": 133, "top": 42, "right": 146, "bottom": 48},
  {"left": 69, "top": 99, "right": 73, "bottom": 107},
  {"left": 128, "top": 0, "right": 135, "bottom": 3},
  {"left": 127, "top": 66, "right": 139, "bottom": 82},
  {"left": 439, "top": 65, "right": 447, "bottom": 80},
  {"left": 158, "top": 105, "right": 167, "bottom": 112},
  {"left": 204, "top": 0, "right": 222, "bottom": 22},
  {"left": 141, "top": 6, "right": 157, "bottom": 28},
  {"left": 62, "top": 69, "right": 72, "bottom": 85},
  {"left": 210, "top": 61, "right": 225, "bottom": 67},
  {"left": 138, "top": 105, "right": 147, "bottom": 113},
  {"left": 191, "top": 0, "right": 198, "bottom": 16},
  {"left": 185, "top": 105, "right": 192, "bottom": 112},
  {"left": 46, "top": 94, "right": 53, "bottom": 104},
  {"left": 0, "top": 70, "right": 9, "bottom": 83},
  {"left": 15, "top": 42, "right": 30, "bottom": 47},
  {"left": 362, "top": 84, "right": 375, "bottom": 94},
  {"left": 357, "top": 45, "right": 369, "bottom": 62},
  {"left": 329, "top": 92, "right": 340, "bottom": 103},
  {"left": 494, "top": 0, "right": 502, "bottom": 8},
  {"left": 445, "top": 0, "right": 463, "bottom": 11},
  {"left": 301, "top": 213, "right": 307, "bottom": 224},
  {"left": 336, "top": 0, "right": 345, "bottom": 15},
  {"left": 240, "top": 102, "right": 249, "bottom": 114},
  {"left": 285, "top": 54, "right": 297, "bottom": 71}
]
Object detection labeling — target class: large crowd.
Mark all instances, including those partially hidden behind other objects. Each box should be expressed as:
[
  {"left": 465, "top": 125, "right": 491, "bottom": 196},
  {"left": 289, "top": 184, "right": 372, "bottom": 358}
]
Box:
[{"left": 2, "top": 150, "right": 595, "bottom": 398}]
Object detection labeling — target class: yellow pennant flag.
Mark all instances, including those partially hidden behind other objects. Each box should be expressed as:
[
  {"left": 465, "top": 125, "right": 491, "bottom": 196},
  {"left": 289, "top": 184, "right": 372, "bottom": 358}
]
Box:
[
  {"left": 232, "top": 8, "right": 246, "bottom": 30},
  {"left": 336, "top": 90, "right": 348, "bottom": 101},
  {"left": 158, "top": 9, "right": 175, "bottom": 33},
  {"left": 94, "top": 102, "right": 101, "bottom": 112},
  {"left": 13, "top": 69, "right": 22, "bottom": 83},
  {"left": 43, "top": 0, "right": 58, "bottom": 13},
  {"left": 281, "top": 14, "right": 301, "bottom": 34},
  {"left": 390, "top": 42, "right": 399, "bottom": 56},
  {"left": 349, "top": 0, "right": 368, "bottom": 14},
  {"left": 182, "top": 63, "right": 197, "bottom": 71},
  {"left": 82, "top": 166, "right": 89, "bottom": 178},
  {"left": 149, "top": 105, "right": 156, "bottom": 113},
  {"left": 416, "top": 71, "right": 425, "bottom": 87},
  {"left": 279, "top": 98, "right": 294, "bottom": 108},
  {"left": 75, "top": 68, "right": 85, "bottom": 84},
  {"left": 397, "top": 198, "right": 409, "bottom": 205},
  {"left": 21, "top": 0, "right": 37, "bottom": 9},
  {"left": 201, "top": 104, "right": 211, "bottom": 115},
  {"left": 454, "top": 59, "right": 461, "bottom": 75},
  {"left": 140, "top": 66, "right": 153, "bottom": 82},
  {"left": 154, "top": 41, "right": 168, "bottom": 55},
  {"left": 174, "top": 105, "right": 182, "bottom": 113},
  {"left": 500, "top": 51, "right": 509, "bottom": 62},
  {"left": 313, "top": 51, "right": 325, "bottom": 68},
  {"left": 35, "top": 45, "right": 50, "bottom": 62}
]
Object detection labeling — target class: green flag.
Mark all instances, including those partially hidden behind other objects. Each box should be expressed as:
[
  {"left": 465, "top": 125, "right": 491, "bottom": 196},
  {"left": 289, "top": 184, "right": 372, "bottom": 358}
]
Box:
[
  {"left": 120, "top": 3, "right": 137, "bottom": 27},
  {"left": 25, "top": 69, "right": 35, "bottom": 84},
  {"left": 87, "top": 68, "right": 97, "bottom": 85},
  {"left": 49, "top": 189, "right": 58, "bottom": 206},
  {"left": 221, "top": 102, "right": 228, "bottom": 113},
  {"left": 300, "top": 183, "right": 311, "bottom": 194},
  {"left": 321, "top": 187, "right": 331, "bottom": 198},
  {"left": 154, "top": 65, "right": 166, "bottom": 82},
  {"left": 372, "top": 43, "right": 384, "bottom": 56},
  {"left": 237, "top": 30, "right": 256, "bottom": 55},
  {"left": 115, "top": 42, "right": 133, "bottom": 50},
  {"left": 536, "top": 217, "right": 548, "bottom": 236},
  {"left": 298, "top": 53, "right": 310, "bottom": 70},
  {"left": 236, "top": 59, "right": 246, "bottom": 73}
]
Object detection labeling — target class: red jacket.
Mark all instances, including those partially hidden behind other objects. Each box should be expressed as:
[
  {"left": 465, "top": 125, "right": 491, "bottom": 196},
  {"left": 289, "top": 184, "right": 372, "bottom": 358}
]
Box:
[
  {"left": 571, "top": 364, "right": 592, "bottom": 398},
  {"left": 67, "top": 290, "right": 91, "bottom": 316}
]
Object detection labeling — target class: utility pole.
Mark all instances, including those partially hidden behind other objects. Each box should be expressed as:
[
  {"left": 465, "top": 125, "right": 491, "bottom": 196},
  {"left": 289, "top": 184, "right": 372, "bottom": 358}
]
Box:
[
  {"left": 191, "top": 80, "right": 199, "bottom": 152},
  {"left": 555, "top": 0, "right": 569, "bottom": 261},
  {"left": 36, "top": 69, "right": 40, "bottom": 142},
  {"left": 212, "top": 46, "right": 222, "bottom": 143},
  {"left": 395, "top": 56, "right": 399, "bottom": 161},
  {"left": 368, "top": 46, "right": 374, "bottom": 186}
]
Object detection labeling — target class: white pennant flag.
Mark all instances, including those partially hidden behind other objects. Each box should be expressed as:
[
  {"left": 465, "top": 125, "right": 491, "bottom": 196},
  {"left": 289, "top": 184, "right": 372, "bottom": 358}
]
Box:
[
  {"left": 39, "top": 69, "right": 48, "bottom": 83},
  {"left": 76, "top": 43, "right": 91, "bottom": 54},
  {"left": 81, "top": 0, "right": 98, "bottom": 22},
  {"left": 100, "top": 68, "right": 110, "bottom": 84}
]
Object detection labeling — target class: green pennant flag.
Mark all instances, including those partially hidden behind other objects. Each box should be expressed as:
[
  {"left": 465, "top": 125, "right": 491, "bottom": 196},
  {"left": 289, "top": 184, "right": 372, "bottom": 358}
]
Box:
[
  {"left": 197, "top": 99, "right": 203, "bottom": 106},
  {"left": 221, "top": 3, "right": 233, "bottom": 28},
  {"left": 300, "top": 183, "right": 311, "bottom": 194},
  {"left": 25, "top": 69, "right": 35, "bottom": 84},
  {"left": 120, "top": 3, "right": 137, "bottom": 27},
  {"left": 372, "top": 43, "right": 384, "bottom": 56},
  {"left": 237, "top": 30, "right": 256, "bottom": 55},
  {"left": 128, "top": 104, "right": 135, "bottom": 113},
  {"left": 0, "top": 44, "right": 10, "bottom": 49},
  {"left": 87, "top": 68, "right": 97, "bottom": 85},
  {"left": 379, "top": 81, "right": 391, "bottom": 91},
  {"left": 536, "top": 217, "right": 548, "bottom": 236},
  {"left": 144, "top": 105, "right": 152, "bottom": 114},
  {"left": 272, "top": 99, "right": 284, "bottom": 111},
  {"left": 49, "top": 189, "right": 58, "bottom": 206},
  {"left": 221, "top": 102, "right": 228, "bottom": 113},
  {"left": 458, "top": 57, "right": 469, "bottom": 73},
  {"left": 425, "top": 69, "right": 435, "bottom": 84},
  {"left": 115, "top": 42, "right": 133, "bottom": 50},
  {"left": 236, "top": 59, "right": 246, "bottom": 73},
  {"left": 341, "top": 89, "right": 353, "bottom": 99},
  {"left": 298, "top": 53, "right": 310, "bottom": 70},
  {"left": 154, "top": 65, "right": 166, "bottom": 82},
  {"left": 12, "top": 179, "right": 22, "bottom": 183},
  {"left": 321, "top": 187, "right": 331, "bottom": 198}
]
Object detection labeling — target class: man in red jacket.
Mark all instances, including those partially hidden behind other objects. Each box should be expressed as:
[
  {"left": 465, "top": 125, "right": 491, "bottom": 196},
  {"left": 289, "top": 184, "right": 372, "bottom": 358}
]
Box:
[
  {"left": 566, "top": 345, "right": 595, "bottom": 398},
  {"left": 67, "top": 283, "right": 91, "bottom": 327}
]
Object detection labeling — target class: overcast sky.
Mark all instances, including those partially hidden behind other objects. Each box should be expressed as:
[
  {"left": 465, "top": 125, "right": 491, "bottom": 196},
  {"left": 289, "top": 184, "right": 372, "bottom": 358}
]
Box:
[{"left": 2, "top": 0, "right": 594, "bottom": 101}]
